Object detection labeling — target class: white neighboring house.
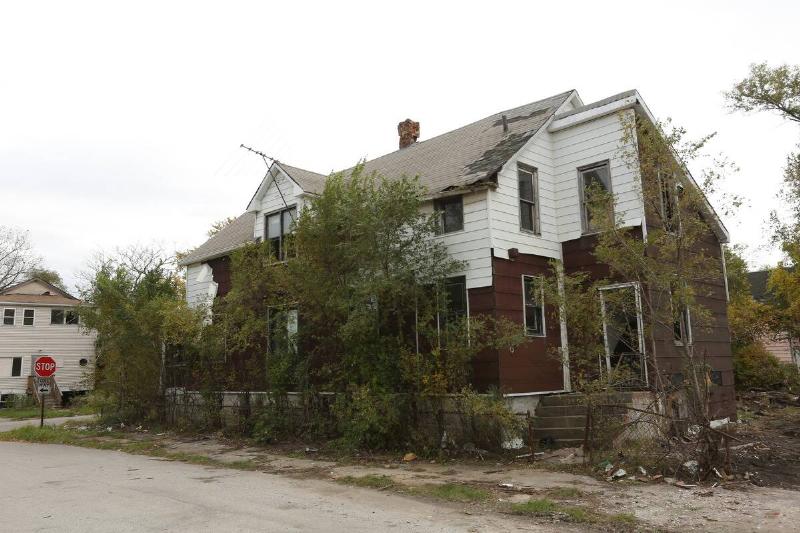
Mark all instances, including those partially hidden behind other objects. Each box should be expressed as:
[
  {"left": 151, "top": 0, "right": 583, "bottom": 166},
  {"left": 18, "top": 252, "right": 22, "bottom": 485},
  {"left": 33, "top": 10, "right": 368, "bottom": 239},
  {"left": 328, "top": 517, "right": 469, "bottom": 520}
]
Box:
[{"left": 0, "top": 279, "right": 96, "bottom": 404}]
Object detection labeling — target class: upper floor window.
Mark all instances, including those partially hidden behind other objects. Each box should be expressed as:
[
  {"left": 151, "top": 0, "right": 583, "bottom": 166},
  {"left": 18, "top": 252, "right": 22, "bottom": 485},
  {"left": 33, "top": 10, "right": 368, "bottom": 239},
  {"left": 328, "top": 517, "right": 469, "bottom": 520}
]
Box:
[
  {"left": 522, "top": 275, "right": 545, "bottom": 336},
  {"left": 265, "top": 206, "right": 297, "bottom": 260},
  {"left": 51, "top": 309, "right": 79, "bottom": 325},
  {"left": 518, "top": 164, "right": 540, "bottom": 234},
  {"left": 23, "top": 309, "right": 34, "bottom": 326},
  {"left": 268, "top": 307, "right": 298, "bottom": 355},
  {"left": 3, "top": 309, "right": 14, "bottom": 326},
  {"left": 434, "top": 195, "right": 464, "bottom": 234},
  {"left": 579, "top": 161, "right": 612, "bottom": 234},
  {"left": 442, "top": 275, "right": 467, "bottom": 326}
]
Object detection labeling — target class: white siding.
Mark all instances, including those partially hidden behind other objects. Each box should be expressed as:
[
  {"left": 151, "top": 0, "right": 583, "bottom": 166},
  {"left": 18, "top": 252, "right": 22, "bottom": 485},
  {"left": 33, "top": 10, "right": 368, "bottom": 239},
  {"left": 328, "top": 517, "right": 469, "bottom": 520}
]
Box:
[
  {"left": 490, "top": 130, "right": 562, "bottom": 260},
  {"left": 551, "top": 109, "right": 642, "bottom": 242},
  {"left": 253, "top": 171, "right": 305, "bottom": 240},
  {"left": 422, "top": 190, "right": 492, "bottom": 289},
  {"left": 0, "top": 305, "right": 96, "bottom": 395},
  {"left": 186, "top": 263, "right": 217, "bottom": 309}
]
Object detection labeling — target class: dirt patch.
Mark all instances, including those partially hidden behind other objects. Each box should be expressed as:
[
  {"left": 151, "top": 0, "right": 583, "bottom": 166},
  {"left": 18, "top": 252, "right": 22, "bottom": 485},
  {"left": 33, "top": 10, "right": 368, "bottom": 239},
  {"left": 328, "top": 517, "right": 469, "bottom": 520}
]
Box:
[{"left": 731, "top": 392, "right": 800, "bottom": 489}]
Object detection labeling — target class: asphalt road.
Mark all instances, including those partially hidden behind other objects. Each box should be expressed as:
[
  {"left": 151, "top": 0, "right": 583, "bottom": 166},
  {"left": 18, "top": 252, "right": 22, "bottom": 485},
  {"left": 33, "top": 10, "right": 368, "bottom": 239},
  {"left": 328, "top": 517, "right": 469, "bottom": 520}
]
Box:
[{"left": 0, "top": 442, "right": 548, "bottom": 532}]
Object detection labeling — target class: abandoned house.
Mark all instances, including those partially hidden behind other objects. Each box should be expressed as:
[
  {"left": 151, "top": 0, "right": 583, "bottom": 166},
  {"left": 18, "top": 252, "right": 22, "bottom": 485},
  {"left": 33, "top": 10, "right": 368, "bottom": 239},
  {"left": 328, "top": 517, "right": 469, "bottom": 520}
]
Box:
[
  {"left": 180, "top": 89, "right": 736, "bottom": 433},
  {"left": 0, "top": 278, "right": 96, "bottom": 407}
]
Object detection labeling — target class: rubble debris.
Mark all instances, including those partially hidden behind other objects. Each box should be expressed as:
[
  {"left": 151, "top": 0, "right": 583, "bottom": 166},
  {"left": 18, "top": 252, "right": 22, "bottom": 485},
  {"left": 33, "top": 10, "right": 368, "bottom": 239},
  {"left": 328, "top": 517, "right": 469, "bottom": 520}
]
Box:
[
  {"left": 683, "top": 460, "right": 699, "bottom": 476},
  {"left": 402, "top": 452, "right": 417, "bottom": 462}
]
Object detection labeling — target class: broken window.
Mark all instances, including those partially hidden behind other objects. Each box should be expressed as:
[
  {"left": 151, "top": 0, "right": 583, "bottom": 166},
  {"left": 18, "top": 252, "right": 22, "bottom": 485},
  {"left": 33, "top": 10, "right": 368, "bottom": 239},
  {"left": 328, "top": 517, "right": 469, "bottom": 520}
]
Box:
[
  {"left": 518, "top": 164, "right": 540, "bottom": 234},
  {"left": 600, "top": 283, "right": 646, "bottom": 387},
  {"left": 440, "top": 275, "right": 467, "bottom": 329},
  {"left": 658, "top": 171, "right": 681, "bottom": 232},
  {"left": 265, "top": 206, "right": 297, "bottom": 260},
  {"left": 3, "top": 309, "right": 14, "bottom": 326},
  {"left": 434, "top": 195, "right": 464, "bottom": 234},
  {"left": 522, "top": 275, "right": 545, "bottom": 336},
  {"left": 579, "top": 161, "right": 612, "bottom": 233},
  {"left": 66, "top": 310, "right": 79, "bottom": 325}
]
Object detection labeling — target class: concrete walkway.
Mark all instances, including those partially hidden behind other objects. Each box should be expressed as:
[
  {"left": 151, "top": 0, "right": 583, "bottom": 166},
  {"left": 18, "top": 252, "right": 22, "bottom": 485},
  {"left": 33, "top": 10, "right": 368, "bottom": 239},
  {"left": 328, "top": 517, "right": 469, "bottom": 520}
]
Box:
[{"left": 0, "top": 414, "right": 95, "bottom": 432}]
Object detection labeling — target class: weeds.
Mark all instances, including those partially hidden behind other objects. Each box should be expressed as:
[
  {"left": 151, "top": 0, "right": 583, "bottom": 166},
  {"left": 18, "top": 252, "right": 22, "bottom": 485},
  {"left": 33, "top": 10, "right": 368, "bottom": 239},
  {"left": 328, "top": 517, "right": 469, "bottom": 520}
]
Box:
[
  {"left": 337, "top": 475, "right": 396, "bottom": 490},
  {"left": 410, "top": 483, "right": 490, "bottom": 502}
]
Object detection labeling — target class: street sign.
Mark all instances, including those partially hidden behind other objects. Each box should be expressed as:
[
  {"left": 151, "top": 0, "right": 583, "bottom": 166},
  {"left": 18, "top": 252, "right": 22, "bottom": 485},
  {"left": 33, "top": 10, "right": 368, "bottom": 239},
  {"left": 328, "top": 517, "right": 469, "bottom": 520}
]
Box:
[
  {"left": 38, "top": 383, "right": 51, "bottom": 394},
  {"left": 34, "top": 356, "right": 57, "bottom": 378}
]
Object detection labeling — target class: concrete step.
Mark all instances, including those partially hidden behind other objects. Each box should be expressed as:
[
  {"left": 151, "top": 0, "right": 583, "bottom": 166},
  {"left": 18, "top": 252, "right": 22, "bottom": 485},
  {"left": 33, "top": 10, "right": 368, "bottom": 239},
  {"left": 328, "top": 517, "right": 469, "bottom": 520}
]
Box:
[
  {"left": 533, "top": 426, "right": 585, "bottom": 441},
  {"left": 538, "top": 393, "right": 585, "bottom": 407},
  {"left": 534, "top": 405, "right": 587, "bottom": 418},
  {"left": 533, "top": 415, "right": 587, "bottom": 429}
]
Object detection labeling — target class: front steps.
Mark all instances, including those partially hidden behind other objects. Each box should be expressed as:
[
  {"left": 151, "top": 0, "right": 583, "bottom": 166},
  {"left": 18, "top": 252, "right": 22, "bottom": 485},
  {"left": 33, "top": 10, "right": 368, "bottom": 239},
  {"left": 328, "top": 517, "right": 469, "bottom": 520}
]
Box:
[{"left": 532, "top": 393, "right": 587, "bottom": 448}]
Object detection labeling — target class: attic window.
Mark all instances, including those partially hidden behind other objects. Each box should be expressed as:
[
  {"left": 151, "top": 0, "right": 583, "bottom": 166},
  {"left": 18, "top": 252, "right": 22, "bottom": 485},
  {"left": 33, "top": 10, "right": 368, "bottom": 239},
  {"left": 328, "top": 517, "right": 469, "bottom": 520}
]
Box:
[
  {"left": 579, "top": 161, "right": 612, "bottom": 234},
  {"left": 265, "top": 206, "right": 297, "bottom": 260},
  {"left": 434, "top": 195, "right": 464, "bottom": 234}
]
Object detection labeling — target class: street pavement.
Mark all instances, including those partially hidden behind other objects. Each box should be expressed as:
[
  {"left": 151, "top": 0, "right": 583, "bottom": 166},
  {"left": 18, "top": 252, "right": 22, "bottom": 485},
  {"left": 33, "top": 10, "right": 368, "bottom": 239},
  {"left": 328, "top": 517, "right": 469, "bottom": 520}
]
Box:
[{"left": 0, "top": 442, "right": 551, "bottom": 532}]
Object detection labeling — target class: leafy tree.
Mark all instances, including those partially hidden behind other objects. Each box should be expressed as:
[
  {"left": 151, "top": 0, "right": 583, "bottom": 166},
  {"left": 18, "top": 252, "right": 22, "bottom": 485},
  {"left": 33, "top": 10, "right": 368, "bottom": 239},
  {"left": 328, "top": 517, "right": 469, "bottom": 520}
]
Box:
[
  {"left": 78, "top": 246, "right": 203, "bottom": 422},
  {"left": 724, "top": 246, "right": 774, "bottom": 350},
  {"left": 208, "top": 165, "right": 525, "bottom": 448},
  {"left": 548, "top": 113, "right": 739, "bottom": 474},
  {"left": 207, "top": 216, "right": 237, "bottom": 238},
  {"left": 0, "top": 226, "right": 40, "bottom": 291},
  {"left": 28, "top": 268, "right": 67, "bottom": 291}
]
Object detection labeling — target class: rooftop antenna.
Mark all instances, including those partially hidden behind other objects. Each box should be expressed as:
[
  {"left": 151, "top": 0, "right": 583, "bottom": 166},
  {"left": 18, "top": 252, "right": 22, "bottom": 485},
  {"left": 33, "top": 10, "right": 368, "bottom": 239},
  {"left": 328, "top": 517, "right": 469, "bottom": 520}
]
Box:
[
  {"left": 501, "top": 114, "right": 508, "bottom": 133},
  {"left": 239, "top": 144, "right": 294, "bottom": 218}
]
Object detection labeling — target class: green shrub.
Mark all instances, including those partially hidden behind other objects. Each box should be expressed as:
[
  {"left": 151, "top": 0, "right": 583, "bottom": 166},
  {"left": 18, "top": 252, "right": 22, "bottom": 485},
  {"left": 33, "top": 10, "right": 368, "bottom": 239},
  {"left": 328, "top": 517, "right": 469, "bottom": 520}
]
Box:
[
  {"left": 455, "top": 387, "right": 523, "bottom": 450},
  {"left": 734, "top": 343, "right": 799, "bottom": 391},
  {"left": 332, "top": 385, "right": 407, "bottom": 450},
  {"left": 251, "top": 395, "right": 294, "bottom": 444}
]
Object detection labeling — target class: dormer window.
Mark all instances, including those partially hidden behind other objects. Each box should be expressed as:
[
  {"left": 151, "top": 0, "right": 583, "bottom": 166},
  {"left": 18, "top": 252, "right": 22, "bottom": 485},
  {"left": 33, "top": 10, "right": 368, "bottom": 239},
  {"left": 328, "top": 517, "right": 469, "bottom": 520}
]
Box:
[{"left": 434, "top": 195, "right": 464, "bottom": 234}]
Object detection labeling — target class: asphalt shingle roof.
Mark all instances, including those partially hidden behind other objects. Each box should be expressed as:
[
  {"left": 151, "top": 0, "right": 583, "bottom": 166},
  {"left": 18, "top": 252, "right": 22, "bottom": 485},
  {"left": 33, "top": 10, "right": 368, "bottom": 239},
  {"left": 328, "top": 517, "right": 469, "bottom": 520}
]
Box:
[{"left": 178, "top": 212, "right": 256, "bottom": 266}]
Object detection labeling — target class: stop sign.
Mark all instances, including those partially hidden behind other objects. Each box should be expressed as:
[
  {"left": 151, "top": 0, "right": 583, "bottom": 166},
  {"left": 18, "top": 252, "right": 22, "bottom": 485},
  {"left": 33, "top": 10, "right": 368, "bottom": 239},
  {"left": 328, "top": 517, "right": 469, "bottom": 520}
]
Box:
[{"left": 34, "top": 356, "right": 57, "bottom": 378}]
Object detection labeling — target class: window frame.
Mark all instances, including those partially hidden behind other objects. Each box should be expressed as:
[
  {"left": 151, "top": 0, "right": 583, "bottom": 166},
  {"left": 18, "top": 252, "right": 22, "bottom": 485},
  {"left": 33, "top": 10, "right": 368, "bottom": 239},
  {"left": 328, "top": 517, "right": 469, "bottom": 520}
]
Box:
[
  {"left": 264, "top": 205, "right": 297, "bottom": 261},
  {"left": 66, "top": 310, "right": 79, "bottom": 325},
  {"left": 578, "top": 160, "right": 612, "bottom": 234},
  {"left": 522, "top": 275, "right": 546, "bottom": 337},
  {"left": 657, "top": 170, "right": 682, "bottom": 233},
  {"left": 267, "top": 305, "right": 299, "bottom": 356},
  {"left": 51, "top": 309, "right": 65, "bottom": 325},
  {"left": 598, "top": 282, "right": 647, "bottom": 385},
  {"left": 22, "top": 309, "right": 34, "bottom": 326},
  {"left": 433, "top": 195, "right": 464, "bottom": 235},
  {"left": 2, "top": 308, "right": 14, "bottom": 326},
  {"left": 518, "top": 163, "right": 541, "bottom": 235},
  {"left": 11, "top": 357, "right": 22, "bottom": 377}
]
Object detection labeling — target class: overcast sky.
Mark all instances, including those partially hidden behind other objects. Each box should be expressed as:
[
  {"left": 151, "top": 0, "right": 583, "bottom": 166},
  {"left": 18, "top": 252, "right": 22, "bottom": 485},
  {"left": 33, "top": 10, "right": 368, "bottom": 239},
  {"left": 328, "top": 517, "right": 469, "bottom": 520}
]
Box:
[{"left": 2, "top": 0, "right": 799, "bottom": 291}]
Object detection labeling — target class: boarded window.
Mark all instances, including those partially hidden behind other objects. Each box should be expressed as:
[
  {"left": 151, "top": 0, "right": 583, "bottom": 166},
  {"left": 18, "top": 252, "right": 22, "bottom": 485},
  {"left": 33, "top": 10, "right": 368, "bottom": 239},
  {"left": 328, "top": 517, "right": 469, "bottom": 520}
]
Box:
[
  {"left": 2, "top": 309, "right": 14, "bottom": 326},
  {"left": 579, "top": 162, "right": 611, "bottom": 233},
  {"left": 434, "top": 195, "right": 464, "bottom": 234},
  {"left": 518, "top": 164, "right": 540, "bottom": 234},
  {"left": 23, "top": 309, "right": 34, "bottom": 326},
  {"left": 522, "top": 275, "right": 545, "bottom": 336}
]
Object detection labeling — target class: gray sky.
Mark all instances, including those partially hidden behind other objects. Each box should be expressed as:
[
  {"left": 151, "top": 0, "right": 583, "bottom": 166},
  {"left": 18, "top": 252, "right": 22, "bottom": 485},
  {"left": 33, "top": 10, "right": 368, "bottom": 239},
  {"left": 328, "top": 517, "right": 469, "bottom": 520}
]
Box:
[{"left": 2, "top": 0, "right": 799, "bottom": 291}]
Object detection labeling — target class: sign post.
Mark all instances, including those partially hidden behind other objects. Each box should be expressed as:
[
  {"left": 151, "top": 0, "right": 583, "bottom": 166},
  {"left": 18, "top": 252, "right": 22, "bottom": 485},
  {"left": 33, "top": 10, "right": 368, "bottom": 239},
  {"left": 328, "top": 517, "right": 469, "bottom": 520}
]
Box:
[{"left": 33, "top": 356, "right": 57, "bottom": 428}]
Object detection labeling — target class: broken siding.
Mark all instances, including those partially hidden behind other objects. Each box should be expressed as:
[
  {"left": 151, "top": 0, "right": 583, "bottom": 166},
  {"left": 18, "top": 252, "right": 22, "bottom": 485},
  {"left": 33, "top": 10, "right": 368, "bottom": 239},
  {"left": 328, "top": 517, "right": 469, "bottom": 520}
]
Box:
[
  {"left": 551, "top": 110, "right": 642, "bottom": 242},
  {"left": 421, "top": 190, "right": 492, "bottom": 289},
  {"left": 0, "top": 305, "right": 95, "bottom": 394},
  {"left": 186, "top": 263, "right": 216, "bottom": 309}
]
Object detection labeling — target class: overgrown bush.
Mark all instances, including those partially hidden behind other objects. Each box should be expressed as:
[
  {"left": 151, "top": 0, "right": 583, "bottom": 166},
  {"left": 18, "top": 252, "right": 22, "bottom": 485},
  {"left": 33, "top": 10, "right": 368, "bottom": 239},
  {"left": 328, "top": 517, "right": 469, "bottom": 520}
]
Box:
[
  {"left": 734, "top": 342, "right": 799, "bottom": 391},
  {"left": 332, "top": 385, "right": 408, "bottom": 450},
  {"left": 455, "top": 388, "right": 522, "bottom": 450}
]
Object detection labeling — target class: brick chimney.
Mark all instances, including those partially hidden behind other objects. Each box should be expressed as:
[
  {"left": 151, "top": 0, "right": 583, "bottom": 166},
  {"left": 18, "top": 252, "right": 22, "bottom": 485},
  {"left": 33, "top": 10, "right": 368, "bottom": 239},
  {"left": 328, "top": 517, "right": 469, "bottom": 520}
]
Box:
[{"left": 397, "top": 119, "right": 420, "bottom": 149}]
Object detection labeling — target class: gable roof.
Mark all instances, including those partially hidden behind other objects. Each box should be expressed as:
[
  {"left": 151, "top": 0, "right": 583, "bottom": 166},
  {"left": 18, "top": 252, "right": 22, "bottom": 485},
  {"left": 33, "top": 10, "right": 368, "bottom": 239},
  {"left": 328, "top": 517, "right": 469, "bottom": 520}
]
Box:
[
  {"left": 0, "top": 278, "right": 80, "bottom": 306},
  {"left": 278, "top": 163, "right": 328, "bottom": 195},
  {"left": 178, "top": 212, "right": 256, "bottom": 266},
  {"left": 348, "top": 91, "right": 575, "bottom": 194}
]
